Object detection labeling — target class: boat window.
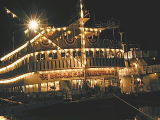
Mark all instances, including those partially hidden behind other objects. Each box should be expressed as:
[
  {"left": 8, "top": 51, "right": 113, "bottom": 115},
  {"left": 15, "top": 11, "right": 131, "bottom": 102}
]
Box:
[
  {"left": 95, "top": 51, "right": 100, "bottom": 57},
  {"left": 29, "top": 56, "right": 34, "bottom": 61},
  {"left": 48, "top": 53, "right": 58, "bottom": 59},
  {"left": 36, "top": 53, "right": 45, "bottom": 60},
  {"left": 78, "top": 51, "right": 81, "bottom": 56},
  {"left": 73, "top": 51, "right": 81, "bottom": 57},
  {"left": 66, "top": 51, "right": 70, "bottom": 57},
  {"left": 86, "top": 51, "right": 89, "bottom": 57},
  {"left": 100, "top": 50, "right": 104, "bottom": 57},
  {"left": 73, "top": 51, "right": 77, "bottom": 57},
  {"left": 41, "top": 54, "right": 45, "bottom": 60},
  {"left": 36, "top": 53, "right": 41, "bottom": 60},
  {"left": 61, "top": 52, "right": 65, "bottom": 57},
  {"left": 54, "top": 53, "right": 58, "bottom": 59},
  {"left": 86, "top": 51, "right": 93, "bottom": 57},
  {"left": 89, "top": 51, "right": 93, "bottom": 57},
  {"left": 48, "top": 53, "right": 53, "bottom": 59}
]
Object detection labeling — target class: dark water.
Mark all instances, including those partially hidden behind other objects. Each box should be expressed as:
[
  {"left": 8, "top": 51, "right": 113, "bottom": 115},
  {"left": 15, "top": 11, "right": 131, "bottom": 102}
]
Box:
[
  {"left": 1, "top": 100, "right": 160, "bottom": 120},
  {"left": 132, "top": 106, "right": 160, "bottom": 120}
]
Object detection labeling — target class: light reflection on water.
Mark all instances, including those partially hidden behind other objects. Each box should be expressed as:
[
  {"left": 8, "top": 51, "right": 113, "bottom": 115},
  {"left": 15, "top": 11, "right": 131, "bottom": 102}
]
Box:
[
  {"left": 131, "top": 106, "right": 160, "bottom": 120},
  {"left": 0, "top": 116, "right": 9, "bottom": 120},
  {"left": 2, "top": 106, "right": 160, "bottom": 120}
]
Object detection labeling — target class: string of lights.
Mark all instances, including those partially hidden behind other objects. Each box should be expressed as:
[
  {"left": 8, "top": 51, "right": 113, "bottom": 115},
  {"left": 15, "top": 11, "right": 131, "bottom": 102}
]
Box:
[{"left": 4, "top": 8, "right": 17, "bottom": 18}]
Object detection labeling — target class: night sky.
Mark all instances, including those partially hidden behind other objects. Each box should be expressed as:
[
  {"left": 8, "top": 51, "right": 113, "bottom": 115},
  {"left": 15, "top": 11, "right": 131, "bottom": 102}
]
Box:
[{"left": 0, "top": 0, "right": 159, "bottom": 57}]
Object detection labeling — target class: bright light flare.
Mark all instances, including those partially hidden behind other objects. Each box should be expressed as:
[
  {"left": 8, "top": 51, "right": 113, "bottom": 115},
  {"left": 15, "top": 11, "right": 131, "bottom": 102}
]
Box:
[{"left": 28, "top": 19, "right": 40, "bottom": 31}]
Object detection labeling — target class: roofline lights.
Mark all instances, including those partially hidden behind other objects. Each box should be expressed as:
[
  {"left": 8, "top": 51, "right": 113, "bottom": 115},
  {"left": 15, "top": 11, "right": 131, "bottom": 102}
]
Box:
[
  {"left": 0, "top": 72, "right": 34, "bottom": 84},
  {"left": 0, "top": 30, "right": 45, "bottom": 61}
]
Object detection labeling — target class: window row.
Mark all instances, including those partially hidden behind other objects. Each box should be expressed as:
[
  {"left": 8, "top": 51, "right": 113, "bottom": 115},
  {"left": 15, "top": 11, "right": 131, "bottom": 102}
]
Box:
[
  {"left": 36, "top": 50, "right": 123, "bottom": 61},
  {"left": 28, "top": 58, "right": 125, "bottom": 71}
]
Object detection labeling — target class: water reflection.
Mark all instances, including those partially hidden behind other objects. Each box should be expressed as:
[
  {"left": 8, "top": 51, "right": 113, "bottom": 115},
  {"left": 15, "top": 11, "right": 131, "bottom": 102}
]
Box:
[
  {"left": 132, "top": 106, "right": 160, "bottom": 120},
  {"left": 1, "top": 105, "right": 160, "bottom": 120},
  {"left": 0, "top": 116, "right": 9, "bottom": 120}
]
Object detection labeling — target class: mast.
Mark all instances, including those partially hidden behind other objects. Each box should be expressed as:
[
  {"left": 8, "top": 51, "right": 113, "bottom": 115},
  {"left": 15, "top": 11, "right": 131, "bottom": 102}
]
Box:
[
  {"left": 119, "top": 32, "right": 125, "bottom": 52},
  {"left": 80, "top": 0, "right": 86, "bottom": 80}
]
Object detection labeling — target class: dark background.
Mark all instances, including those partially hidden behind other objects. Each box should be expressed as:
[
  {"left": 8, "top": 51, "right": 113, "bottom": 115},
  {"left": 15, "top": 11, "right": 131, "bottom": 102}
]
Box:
[{"left": 0, "top": 0, "right": 159, "bottom": 57}]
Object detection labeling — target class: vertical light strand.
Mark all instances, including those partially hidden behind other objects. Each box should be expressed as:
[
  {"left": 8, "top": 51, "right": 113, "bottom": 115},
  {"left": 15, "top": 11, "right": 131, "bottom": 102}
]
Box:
[
  {"left": 80, "top": 0, "right": 84, "bottom": 18},
  {"left": 80, "top": 0, "right": 86, "bottom": 81},
  {"left": 80, "top": 0, "right": 86, "bottom": 68},
  {"left": 119, "top": 32, "right": 125, "bottom": 52}
]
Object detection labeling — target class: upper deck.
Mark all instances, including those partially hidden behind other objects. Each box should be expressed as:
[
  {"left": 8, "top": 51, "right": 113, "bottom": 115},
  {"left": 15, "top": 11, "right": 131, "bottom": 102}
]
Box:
[{"left": 0, "top": 17, "right": 125, "bottom": 84}]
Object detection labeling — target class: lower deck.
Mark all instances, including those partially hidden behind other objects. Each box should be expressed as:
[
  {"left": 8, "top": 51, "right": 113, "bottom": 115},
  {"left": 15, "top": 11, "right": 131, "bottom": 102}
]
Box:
[{"left": 0, "top": 74, "right": 120, "bottom": 97}]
